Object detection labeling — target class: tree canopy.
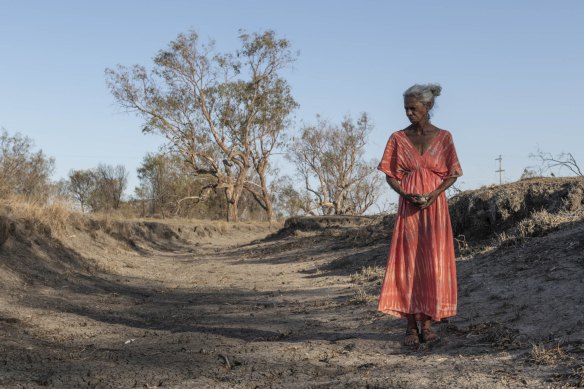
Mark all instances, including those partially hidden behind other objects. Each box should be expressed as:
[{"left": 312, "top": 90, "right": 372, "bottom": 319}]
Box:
[{"left": 106, "top": 30, "right": 297, "bottom": 222}]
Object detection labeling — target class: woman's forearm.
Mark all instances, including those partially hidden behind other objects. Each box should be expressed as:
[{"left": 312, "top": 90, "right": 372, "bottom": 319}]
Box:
[
  {"left": 387, "top": 175, "right": 457, "bottom": 196},
  {"left": 386, "top": 176, "right": 405, "bottom": 196},
  {"left": 386, "top": 176, "right": 422, "bottom": 205},
  {"left": 430, "top": 177, "right": 457, "bottom": 196},
  {"left": 418, "top": 176, "right": 458, "bottom": 209},
  {"left": 387, "top": 175, "right": 457, "bottom": 209}
]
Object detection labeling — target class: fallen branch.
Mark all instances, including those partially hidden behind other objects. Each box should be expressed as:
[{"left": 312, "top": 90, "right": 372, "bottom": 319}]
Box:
[{"left": 218, "top": 353, "right": 232, "bottom": 370}]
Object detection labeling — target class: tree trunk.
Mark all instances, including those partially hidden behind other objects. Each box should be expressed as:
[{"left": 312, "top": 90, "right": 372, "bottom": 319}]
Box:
[
  {"left": 224, "top": 174, "right": 246, "bottom": 222},
  {"left": 227, "top": 188, "right": 243, "bottom": 222},
  {"left": 224, "top": 185, "right": 236, "bottom": 222},
  {"left": 264, "top": 197, "right": 274, "bottom": 223},
  {"left": 258, "top": 165, "right": 274, "bottom": 223},
  {"left": 227, "top": 201, "right": 238, "bottom": 222}
]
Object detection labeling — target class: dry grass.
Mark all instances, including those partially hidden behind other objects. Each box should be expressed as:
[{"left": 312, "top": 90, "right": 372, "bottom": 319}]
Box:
[
  {"left": 468, "top": 322, "right": 520, "bottom": 349},
  {"left": 449, "top": 177, "right": 584, "bottom": 248},
  {"left": 345, "top": 228, "right": 376, "bottom": 246},
  {"left": 517, "top": 209, "right": 572, "bottom": 238},
  {"left": 454, "top": 234, "right": 473, "bottom": 256},
  {"left": 350, "top": 265, "right": 384, "bottom": 284},
  {"left": 0, "top": 196, "right": 280, "bottom": 250},
  {"left": 528, "top": 343, "right": 568, "bottom": 365},
  {"left": 496, "top": 209, "right": 583, "bottom": 248},
  {"left": 569, "top": 364, "right": 584, "bottom": 388},
  {"left": 495, "top": 230, "right": 523, "bottom": 247},
  {"left": 2, "top": 196, "right": 76, "bottom": 236},
  {"left": 349, "top": 286, "right": 376, "bottom": 305}
]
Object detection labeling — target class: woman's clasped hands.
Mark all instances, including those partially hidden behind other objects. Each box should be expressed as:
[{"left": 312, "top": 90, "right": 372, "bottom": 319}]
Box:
[{"left": 402, "top": 192, "right": 439, "bottom": 209}]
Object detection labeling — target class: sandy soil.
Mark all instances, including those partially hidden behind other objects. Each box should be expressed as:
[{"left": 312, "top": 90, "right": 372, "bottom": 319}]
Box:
[{"left": 0, "top": 206, "right": 583, "bottom": 387}]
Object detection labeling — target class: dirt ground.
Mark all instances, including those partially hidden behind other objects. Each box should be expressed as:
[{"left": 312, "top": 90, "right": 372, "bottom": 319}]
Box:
[{"left": 1, "top": 188, "right": 584, "bottom": 388}]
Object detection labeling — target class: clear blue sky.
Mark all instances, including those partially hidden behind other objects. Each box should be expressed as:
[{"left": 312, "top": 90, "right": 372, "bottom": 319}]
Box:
[{"left": 1, "top": 0, "right": 583, "bottom": 203}]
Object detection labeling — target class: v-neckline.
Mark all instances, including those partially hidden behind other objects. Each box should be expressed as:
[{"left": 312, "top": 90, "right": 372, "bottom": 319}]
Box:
[{"left": 401, "top": 129, "right": 443, "bottom": 158}]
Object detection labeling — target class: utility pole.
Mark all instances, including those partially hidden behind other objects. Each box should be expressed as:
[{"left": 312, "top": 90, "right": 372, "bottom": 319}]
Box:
[{"left": 495, "top": 155, "right": 505, "bottom": 185}]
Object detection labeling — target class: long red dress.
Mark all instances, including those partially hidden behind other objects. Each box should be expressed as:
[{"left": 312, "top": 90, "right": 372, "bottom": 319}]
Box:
[{"left": 377, "top": 129, "right": 462, "bottom": 321}]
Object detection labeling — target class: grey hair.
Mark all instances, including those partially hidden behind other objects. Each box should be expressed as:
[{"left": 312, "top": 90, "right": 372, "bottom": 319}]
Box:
[{"left": 403, "top": 83, "right": 442, "bottom": 105}]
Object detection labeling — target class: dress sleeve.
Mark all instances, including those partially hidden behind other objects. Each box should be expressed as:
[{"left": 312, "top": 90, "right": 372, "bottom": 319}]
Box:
[
  {"left": 443, "top": 131, "right": 463, "bottom": 178},
  {"left": 377, "top": 133, "right": 404, "bottom": 180}
]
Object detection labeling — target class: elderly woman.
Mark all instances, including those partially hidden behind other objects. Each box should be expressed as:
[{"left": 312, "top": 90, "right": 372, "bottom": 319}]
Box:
[{"left": 377, "top": 83, "right": 462, "bottom": 346}]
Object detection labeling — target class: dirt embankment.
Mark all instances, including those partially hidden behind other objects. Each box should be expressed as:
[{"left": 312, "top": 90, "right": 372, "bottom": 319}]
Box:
[
  {"left": 0, "top": 177, "right": 583, "bottom": 388},
  {"left": 449, "top": 177, "right": 584, "bottom": 245},
  {"left": 0, "top": 204, "right": 274, "bottom": 289}
]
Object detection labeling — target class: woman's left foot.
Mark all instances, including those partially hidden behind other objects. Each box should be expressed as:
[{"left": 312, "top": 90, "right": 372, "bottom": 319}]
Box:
[{"left": 421, "top": 325, "right": 440, "bottom": 344}]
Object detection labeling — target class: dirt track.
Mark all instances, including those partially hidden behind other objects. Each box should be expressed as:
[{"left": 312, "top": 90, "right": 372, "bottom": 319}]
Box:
[{"left": 0, "top": 216, "right": 583, "bottom": 388}]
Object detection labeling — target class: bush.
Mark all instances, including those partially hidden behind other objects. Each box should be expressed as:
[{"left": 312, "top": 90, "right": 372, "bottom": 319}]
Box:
[{"left": 0, "top": 128, "right": 55, "bottom": 202}]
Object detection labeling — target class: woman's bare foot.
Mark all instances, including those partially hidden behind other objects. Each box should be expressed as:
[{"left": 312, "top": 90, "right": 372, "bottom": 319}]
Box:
[
  {"left": 404, "top": 314, "right": 420, "bottom": 346},
  {"left": 421, "top": 319, "right": 440, "bottom": 344},
  {"left": 405, "top": 327, "right": 420, "bottom": 346}
]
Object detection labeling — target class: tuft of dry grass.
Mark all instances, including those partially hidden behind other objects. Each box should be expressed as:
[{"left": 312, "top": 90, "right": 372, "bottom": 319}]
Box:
[
  {"left": 496, "top": 231, "right": 517, "bottom": 247},
  {"left": 349, "top": 286, "right": 376, "bottom": 305},
  {"left": 346, "top": 228, "right": 376, "bottom": 246},
  {"left": 454, "top": 234, "right": 473, "bottom": 256},
  {"left": 89, "top": 212, "right": 132, "bottom": 235},
  {"left": 350, "top": 265, "right": 384, "bottom": 284},
  {"left": 528, "top": 343, "right": 567, "bottom": 365},
  {"left": 468, "top": 322, "right": 520, "bottom": 349},
  {"left": 570, "top": 364, "right": 584, "bottom": 388},
  {"left": 518, "top": 209, "right": 567, "bottom": 238}
]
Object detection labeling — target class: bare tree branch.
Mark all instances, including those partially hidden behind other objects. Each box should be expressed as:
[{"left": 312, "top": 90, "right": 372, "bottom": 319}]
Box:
[
  {"left": 106, "top": 30, "right": 296, "bottom": 221},
  {"left": 286, "top": 114, "right": 382, "bottom": 215},
  {"left": 530, "top": 148, "right": 583, "bottom": 177}
]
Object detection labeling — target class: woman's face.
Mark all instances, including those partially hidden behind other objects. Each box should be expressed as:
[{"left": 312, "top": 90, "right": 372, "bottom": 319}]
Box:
[{"left": 404, "top": 96, "right": 431, "bottom": 125}]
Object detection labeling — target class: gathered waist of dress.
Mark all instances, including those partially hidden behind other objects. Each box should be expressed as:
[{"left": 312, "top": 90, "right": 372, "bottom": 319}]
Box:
[
  {"left": 400, "top": 166, "right": 442, "bottom": 175},
  {"left": 401, "top": 168, "right": 443, "bottom": 192}
]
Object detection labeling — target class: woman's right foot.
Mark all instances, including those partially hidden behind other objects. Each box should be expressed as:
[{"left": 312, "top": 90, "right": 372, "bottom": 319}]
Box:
[
  {"left": 421, "top": 321, "right": 440, "bottom": 344},
  {"left": 404, "top": 327, "right": 420, "bottom": 346}
]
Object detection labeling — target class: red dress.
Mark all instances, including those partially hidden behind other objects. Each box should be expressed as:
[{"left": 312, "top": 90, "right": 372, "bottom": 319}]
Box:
[{"left": 377, "top": 129, "right": 462, "bottom": 321}]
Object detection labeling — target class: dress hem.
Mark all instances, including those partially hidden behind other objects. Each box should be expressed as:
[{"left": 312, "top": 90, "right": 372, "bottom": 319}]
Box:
[{"left": 378, "top": 307, "right": 456, "bottom": 322}]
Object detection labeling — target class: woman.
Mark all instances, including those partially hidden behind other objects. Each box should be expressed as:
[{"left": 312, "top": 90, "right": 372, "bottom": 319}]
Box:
[{"left": 377, "top": 83, "right": 462, "bottom": 346}]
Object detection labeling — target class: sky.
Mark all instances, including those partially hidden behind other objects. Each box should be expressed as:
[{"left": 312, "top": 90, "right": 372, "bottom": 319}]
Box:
[{"left": 1, "top": 0, "right": 583, "bottom": 207}]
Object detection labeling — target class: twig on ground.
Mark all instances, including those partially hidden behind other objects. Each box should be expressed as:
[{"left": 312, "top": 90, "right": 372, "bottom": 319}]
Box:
[{"left": 218, "top": 353, "right": 232, "bottom": 369}]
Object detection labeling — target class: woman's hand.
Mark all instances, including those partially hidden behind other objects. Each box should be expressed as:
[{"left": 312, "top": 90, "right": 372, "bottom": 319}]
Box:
[
  {"left": 402, "top": 191, "right": 440, "bottom": 209},
  {"left": 402, "top": 193, "right": 428, "bottom": 207},
  {"left": 419, "top": 191, "right": 440, "bottom": 209}
]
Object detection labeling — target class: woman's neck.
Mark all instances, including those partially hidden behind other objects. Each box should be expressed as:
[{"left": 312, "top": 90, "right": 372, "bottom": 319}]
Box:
[{"left": 410, "top": 120, "right": 432, "bottom": 134}]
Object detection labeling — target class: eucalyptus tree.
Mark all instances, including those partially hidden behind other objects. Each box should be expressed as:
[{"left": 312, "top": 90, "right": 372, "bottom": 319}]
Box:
[
  {"left": 106, "top": 30, "right": 296, "bottom": 222},
  {"left": 287, "top": 114, "right": 381, "bottom": 215},
  {"left": 246, "top": 75, "right": 298, "bottom": 221}
]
